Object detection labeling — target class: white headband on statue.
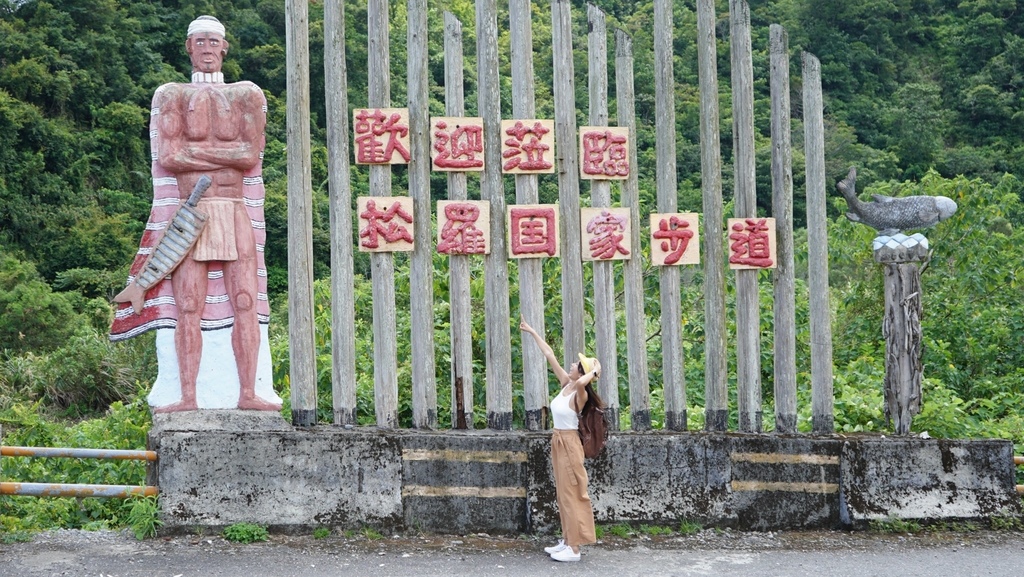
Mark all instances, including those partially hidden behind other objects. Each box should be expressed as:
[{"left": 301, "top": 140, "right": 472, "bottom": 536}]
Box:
[{"left": 187, "top": 16, "right": 225, "bottom": 38}]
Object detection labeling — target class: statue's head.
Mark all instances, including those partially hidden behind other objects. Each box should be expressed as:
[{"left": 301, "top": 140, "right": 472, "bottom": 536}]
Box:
[{"left": 186, "top": 15, "right": 228, "bottom": 73}]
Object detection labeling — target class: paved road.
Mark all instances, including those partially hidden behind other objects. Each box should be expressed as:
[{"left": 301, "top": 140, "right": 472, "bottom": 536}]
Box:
[{"left": 2, "top": 529, "right": 1022, "bottom": 577}]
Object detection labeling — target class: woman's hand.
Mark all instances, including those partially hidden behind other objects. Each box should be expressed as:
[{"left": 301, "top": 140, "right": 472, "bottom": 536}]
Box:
[
  {"left": 592, "top": 358, "right": 602, "bottom": 378},
  {"left": 519, "top": 314, "right": 534, "bottom": 334}
]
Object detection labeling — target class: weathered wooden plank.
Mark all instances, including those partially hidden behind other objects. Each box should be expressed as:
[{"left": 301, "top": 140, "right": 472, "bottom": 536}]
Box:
[
  {"left": 509, "top": 0, "right": 548, "bottom": 431},
  {"left": 769, "top": 24, "right": 796, "bottom": 433},
  {"left": 286, "top": 0, "right": 317, "bottom": 426},
  {"left": 696, "top": 0, "right": 728, "bottom": 432},
  {"left": 325, "top": 0, "right": 357, "bottom": 426},
  {"left": 587, "top": 5, "right": 620, "bottom": 431},
  {"left": 443, "top": 12, "right": 474, "bottom": 429},
  {"left": 477, "top": 0, "right": 513, "bottom": 430},
  {"left": 802, "top": 52, "right": 834, "bottom": 435},
  {"left": 655, "top": 0, "right": 685, "bottom": 431},
  {"left": 730, "top": 0, "right": 762, "bottom": 433},
  {"left": 408, "top": 0, "right": 438, "bottom": 429},
  {"left": 369, "top": 0, "right": 398, "bottom": 428},
  {"left": 551, "top": 0, "right": 585, "bottom": 369},
  {"left": 616, "top": 29, "right": 652, "bottom": 432}
]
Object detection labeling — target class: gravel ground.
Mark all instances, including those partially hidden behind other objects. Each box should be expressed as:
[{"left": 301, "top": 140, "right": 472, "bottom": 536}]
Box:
[{"left": 3, "top": 527, "right": 1023, "bottom": 577}]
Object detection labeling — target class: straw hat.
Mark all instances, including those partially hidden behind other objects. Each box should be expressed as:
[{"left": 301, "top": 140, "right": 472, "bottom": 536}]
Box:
[{"left": 577, "top": 353, "right": 597, "bottom": 375}]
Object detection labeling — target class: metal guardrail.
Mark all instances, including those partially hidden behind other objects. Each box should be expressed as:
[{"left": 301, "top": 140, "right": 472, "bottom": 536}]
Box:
[{"left": 0, "top": 445, "right": 158, "bottom": 498}]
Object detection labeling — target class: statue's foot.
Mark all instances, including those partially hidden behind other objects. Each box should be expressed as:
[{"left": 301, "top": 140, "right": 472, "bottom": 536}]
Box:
[
  {"left": 153, "top": 399, "right": 198, "bottom": 413},
  {"left": 237, "top": 395, "right": 283, "bottom": 411}
]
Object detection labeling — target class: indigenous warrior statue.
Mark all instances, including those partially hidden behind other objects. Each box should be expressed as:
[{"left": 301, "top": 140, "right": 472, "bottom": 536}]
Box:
[{"left": 110, "top": 15, "right": 282, "bottom": 413}]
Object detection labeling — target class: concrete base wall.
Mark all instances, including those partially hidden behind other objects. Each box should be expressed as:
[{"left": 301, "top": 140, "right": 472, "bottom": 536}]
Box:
[{"left": 149, "top": 414, "right": 1022, "bottom": 534}]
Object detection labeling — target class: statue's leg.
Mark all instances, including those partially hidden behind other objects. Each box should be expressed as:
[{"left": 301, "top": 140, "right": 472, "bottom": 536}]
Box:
[
  {"left": 225, "top": 205, "right": 280, "bottom": 411},
  {"left": 157, "top": 257, "right": 207, "bottom": 413}
]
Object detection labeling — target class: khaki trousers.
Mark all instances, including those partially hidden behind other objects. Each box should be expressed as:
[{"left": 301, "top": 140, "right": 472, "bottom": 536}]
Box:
[{"left": 551, "top": 429, "right": 596, "bottom": 548}]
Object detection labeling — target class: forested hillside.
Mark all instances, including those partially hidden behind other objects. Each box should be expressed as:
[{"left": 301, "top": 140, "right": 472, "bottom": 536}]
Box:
[{"left": 1, "top": 0, "right": 1022, "bottom": 432}]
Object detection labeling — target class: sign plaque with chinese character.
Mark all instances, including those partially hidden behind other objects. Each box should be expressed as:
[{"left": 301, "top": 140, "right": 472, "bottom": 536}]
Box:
[
  {"left": 430, "top": 117, "right": 485, "bottom": 172},
  {"left": 356, "top": 196, "right": 415, "bottom": 252},
  {"left": 581, "top": 207, "right": 632, "bottom": 261},
  {"left": 727, "top": 217, "right": 777, "bottom": 269},
  {"left": 437, "top": 200, "right": 490, "bottom": 255},
  {"left": 579, "top": 126, "right": 630, "bottom": 180},
  {"left": 353, "top": 108, "right": 412, "bottom": 165},
  {"left": 507, "top": 204, "right": 560, "bottom": 258},
  {"left": 650, "top": 213, "right": 700, "bottom": 266},
  {"left": 500, "top": 120, "right": 555, "bottom": 174}
]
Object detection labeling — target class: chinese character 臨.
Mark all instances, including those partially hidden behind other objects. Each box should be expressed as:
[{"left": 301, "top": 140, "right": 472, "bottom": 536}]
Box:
[
  {"left": 651, "top": 213, "right": 700, "bottom": 266},
  {"left": 431, "top": 117, "right": 484, "bottom": 171},
  {"left": 357, "top": 196, "right": 415, "bottom": 252},
  {"left": 579, "top": 127, "right": 630, "bottom": 180},
  {"left": 353, "top": 108, "right": 411, "bottom": 164},
  {"left": 501, "top": 120, "right": 555, "bottom": 174},
  {"left": 582, "top": 208, "right": 631, "bottom": 261},
  {"left": 728, "top": 217, "right": 776, "bottom": 269},
  {"left": 437, "top": 201, "right": 489, "bottom": 255},
  {"left": 508, "top": 205, "right": 559, "bottom": 258}
]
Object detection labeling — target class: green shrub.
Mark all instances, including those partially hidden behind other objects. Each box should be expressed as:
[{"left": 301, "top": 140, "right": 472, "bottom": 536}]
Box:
[
  {"left": 124, "top": 495, "right": 162, "bottom": 540},
  {"left": 223, "top": 523, "right": 269, "bottom": 543}
]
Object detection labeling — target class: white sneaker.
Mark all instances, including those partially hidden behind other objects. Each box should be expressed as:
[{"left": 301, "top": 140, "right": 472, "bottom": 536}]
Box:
[
  {"left": 551, "top": 546, "right": 581, "bottom": 562},
  {"left": 544, "top": 539, "right": 567, "bottom": 554}
]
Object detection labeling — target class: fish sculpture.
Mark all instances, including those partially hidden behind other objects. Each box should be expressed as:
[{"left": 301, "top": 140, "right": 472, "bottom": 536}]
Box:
[
  {"left": 836, "top": 167, "right": 957, "bottom": 236},
  {"left": 113, "top": 175, "right": 212, "bottom": 315}
]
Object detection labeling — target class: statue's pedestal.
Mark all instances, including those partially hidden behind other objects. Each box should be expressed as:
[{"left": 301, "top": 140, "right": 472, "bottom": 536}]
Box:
[{"left": 872, "top": 234, "right": 929, "bottom": 435}]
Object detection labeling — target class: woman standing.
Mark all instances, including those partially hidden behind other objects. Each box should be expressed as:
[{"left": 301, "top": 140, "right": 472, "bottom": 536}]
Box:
[{"left": 520, "top": 316, "right": 603, "bottom": 562}]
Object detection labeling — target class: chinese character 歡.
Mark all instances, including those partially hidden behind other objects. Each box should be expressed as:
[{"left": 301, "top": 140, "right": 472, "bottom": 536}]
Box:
[{"left": 354, "top": 108, "right": 411, "bottom": 164}]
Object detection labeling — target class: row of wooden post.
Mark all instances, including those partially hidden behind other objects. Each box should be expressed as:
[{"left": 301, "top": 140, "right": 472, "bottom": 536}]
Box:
[{"left": 286, "top": 0, "right": 835, "bottom": 434}]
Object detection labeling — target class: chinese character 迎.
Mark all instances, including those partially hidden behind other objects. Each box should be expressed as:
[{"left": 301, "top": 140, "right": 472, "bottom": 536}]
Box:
[{"left": 432, "top": 117, "right": 484, "bottom": 171}]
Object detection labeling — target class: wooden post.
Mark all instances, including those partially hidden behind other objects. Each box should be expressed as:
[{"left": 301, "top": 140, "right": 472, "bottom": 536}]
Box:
[
  {"left": 443, "top": 13, "right": 474, "bottom": 429},
  {"left": 477, "top": 0, "right": 513, "bottom": 430},
  {"left": 769, "top": 24, "right": 796, "bottom": 433},
  {"left": 730, "top": 0, "right": 762, "bottom": 433},
  {"left": 286, "top": 0, "right": 317, "bottom": 427},
  {"left": 552, "top": 0, "right": 585, "bottom": 368},
  {"left": 408, "top": 0, "right": 438, "bottom": 429},
  {"left": 802, "top": 52, "right": 834, "bottom": 434},
  {"left": 616, "top": 29, "right": 652, "bottom": 431},
  {"left": 875, "top": 238, "right": 928, "bottom": 435},
  {"left": 368, "top": 0, "right": 398, "bottom": 428},
  {"left": 324, "top": 0, "right": 357, "bottom": 426},
  {"left": 655, "top": 0, "right": 685, "bottom": 431},
  {"left": 697, "top": 0, "right": 728, "bottom": 432},
  {"left": 587, "top": 5, "right": 620, "bottom": 431},
  {"left": 509, "top": 0, "right": 548, "bottom": 431}
]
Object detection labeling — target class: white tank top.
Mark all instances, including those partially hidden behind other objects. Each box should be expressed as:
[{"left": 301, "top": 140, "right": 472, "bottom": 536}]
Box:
[{"left": 550, "top": 389, "right": 579, "bottom": 430}]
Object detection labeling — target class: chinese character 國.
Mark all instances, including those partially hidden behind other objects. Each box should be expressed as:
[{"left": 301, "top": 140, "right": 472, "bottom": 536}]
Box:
[{"left": 508, "top": 205, "right": 559, "bottom": 258}]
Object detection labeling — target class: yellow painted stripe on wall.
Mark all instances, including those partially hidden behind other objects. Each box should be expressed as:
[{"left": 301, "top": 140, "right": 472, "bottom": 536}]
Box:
[
  {"left": 731, "top": 452, "right": 839, "bottom": 465},
  {"left": 402, "top": 485, "right": 527, "bottom": 498},
  {"left": 402, "top": 449, "right": 527, "bottom": 463},
  {"left": 731, "top": 480, "right": 839, "bottom": 494}
]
